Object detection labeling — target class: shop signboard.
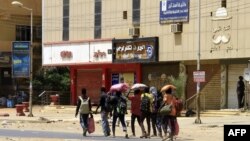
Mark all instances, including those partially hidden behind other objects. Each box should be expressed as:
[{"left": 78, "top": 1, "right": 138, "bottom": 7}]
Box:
[
  {"left": 112, "top": 37, "right": 158, "bottom": 63},
  {"left": 12, "top": 41, "right": 30, "bottom": 78},
  {"left": 193, "top": 71, "right": 205, "bottom": 82},
  {"left": 160, "top": 0, "right": 189, "bottom": 23},
  {"left": 111, "top": 73, "right": 120, "bottom": 85}
]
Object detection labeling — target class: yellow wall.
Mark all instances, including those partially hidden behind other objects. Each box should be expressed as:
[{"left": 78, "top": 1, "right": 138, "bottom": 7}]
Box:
[
  {"left": 42, "top": 0, "right": 250, "bottom": 62},
  {"left": 0, "top": 0, "right": 41, "bottom": 52}
]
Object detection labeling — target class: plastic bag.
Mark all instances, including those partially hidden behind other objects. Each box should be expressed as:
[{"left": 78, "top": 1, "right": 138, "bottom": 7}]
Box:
[{"left": 87, "top": 114, "right": 95, "bottom": 133}]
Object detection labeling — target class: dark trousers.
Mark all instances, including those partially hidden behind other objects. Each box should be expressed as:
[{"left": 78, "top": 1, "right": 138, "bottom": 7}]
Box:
[
  {"left": 237, "top": 94, "right": 244, "bottom": 108},
  {"left": 112, "top": 113, "right": 127, "bottom": 135},
  {"left": 140, "top": 112, "right": 151, "bottom": 135},
  {"left": 151, "top": 112, "right": 157, "bottom": 135},
  {"left": 162, "top": 115, "right": 176, "bottom": 137},
  {"left": 80, "top": 113, "right": 89, "bottom": 131},
  {"left": 131, "top": 114, "right": 141, "bottom": 135}
]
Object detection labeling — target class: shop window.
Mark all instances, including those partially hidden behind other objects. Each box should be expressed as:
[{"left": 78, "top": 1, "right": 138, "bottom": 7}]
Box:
[
  {"left": 221, "top": 0, "right": 226, "bottom": 8},
  {"left": 123, "top": 11, "right": 127, "bottom": 19},
  {"left": 63, "top": 0, "right": 69, "bottom": 41},
  {"left": 133, "top": 0, "right": 140, "bottom": 26},
  {"left": 16, "top": 25, "right": 41, "bottom": 42},
  {"left": 94, "top": 0, "right": 102, "bottom": 39}
]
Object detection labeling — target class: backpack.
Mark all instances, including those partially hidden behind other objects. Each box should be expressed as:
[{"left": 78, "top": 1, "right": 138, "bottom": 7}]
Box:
[
  {"left": 140, "top": 94, "right": 150, "bottom": 113},
  {"left": 79, "top": 96, "right": 90, "bottom": 114},
  {"left": 116, "top": 97, "right": 127, "bottom": 114},
  {"left": 174, "top": 97, "right": 184, "bottom": 116},
  {"left": 104, "top": 95, "right": 113, "bottom": 112}
]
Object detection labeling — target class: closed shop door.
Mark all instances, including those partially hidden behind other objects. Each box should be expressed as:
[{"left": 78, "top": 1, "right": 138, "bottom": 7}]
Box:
[
  {"left": 186, "top": 64, "right": 221, "bottom": 110},
  {"left": 77, "top": 69, "right": 102, "bottom": 105},
  {"left": 228, "top": 64, "right": 247, "bottom": 109}
]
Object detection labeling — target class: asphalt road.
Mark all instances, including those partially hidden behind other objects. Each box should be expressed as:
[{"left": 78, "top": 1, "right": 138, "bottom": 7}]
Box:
[{"left": 0, "top": 129, "right": 161, "bottom": 141}]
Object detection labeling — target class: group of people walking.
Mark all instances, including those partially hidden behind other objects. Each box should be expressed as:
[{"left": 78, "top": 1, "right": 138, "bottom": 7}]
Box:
[{"left": 75, "top": 84, "right": 180, "bottom": 141}]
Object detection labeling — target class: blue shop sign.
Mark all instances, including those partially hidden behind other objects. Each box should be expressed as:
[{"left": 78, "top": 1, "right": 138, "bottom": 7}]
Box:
[
  {"left": 160, "top": 0, "right": 189, "bottom": 23},
  {"left": 12, "top": 41, "right": 30, "bottom": 78}
]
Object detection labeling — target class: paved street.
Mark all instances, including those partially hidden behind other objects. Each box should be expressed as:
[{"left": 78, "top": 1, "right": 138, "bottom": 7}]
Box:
[{"left": 1, "top": 105, "right": 250, "bottom": 141}]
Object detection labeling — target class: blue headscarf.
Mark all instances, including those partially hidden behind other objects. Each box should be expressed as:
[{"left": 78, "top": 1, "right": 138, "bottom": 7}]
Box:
[{"left": 150, "top": 86, "right": 157, "bottom": 97}]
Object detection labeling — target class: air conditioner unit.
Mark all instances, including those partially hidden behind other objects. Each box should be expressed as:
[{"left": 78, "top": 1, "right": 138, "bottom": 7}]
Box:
[
  {"left": 170, "top": 24, "right": 182, "bottom": 33},
  {"left": 129, "top": 27, "right": 140, "bottom": 36}
]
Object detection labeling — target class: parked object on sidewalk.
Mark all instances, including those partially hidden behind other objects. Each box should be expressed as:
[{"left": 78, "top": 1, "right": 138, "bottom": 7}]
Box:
[
  {"left": 50, "top": 94, "right": 59, "bottom": 105},
  {"left": 185, "top": 109, "right": 196, "bottom": 117},
  {"left": 22, "top": 102, "right": 29, "bottom": 112},
  {"left": 88, "top": 114, "right": 95, "bottom": 134},
  {"left": 15, "top": 104, "right": 25, "bottom": 116}
]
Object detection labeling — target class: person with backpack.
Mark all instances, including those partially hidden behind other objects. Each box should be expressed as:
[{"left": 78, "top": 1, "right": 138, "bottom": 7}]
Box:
[
  {"left": 150, "top": 86, "right": 163, "bottom": 138},
  {"left": 160, "top": 85, "right": 178, "bottom": 141},
  {"left": 95, "top": 87, "right": 111, "bottom": 137},
  {"left": 111, "top": 91, "right": 129, "bottom": 139},
  {"left": 140, "top": 87, "right": 154, "bottom": 138},
  {"left": 126, "top": 88, "right": 142, "bottom": 137},
  {"left": 75, "top": 88, "right": 92, "bottom": 137}
]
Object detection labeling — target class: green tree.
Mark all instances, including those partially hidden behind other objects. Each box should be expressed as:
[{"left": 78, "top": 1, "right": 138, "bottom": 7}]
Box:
[
  {"left": 168, "top": 73, "right": 187, "bottom": 99},
  {"left": 33, "top": 67, "right": 70, "bottom": 92}
]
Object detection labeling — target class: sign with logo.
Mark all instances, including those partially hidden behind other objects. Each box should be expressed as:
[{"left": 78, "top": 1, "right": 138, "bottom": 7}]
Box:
[
  {"left": 112, "top": 37, "right": 158, "bottom": 63},
  {"left": 224, "top": 125, "right": 250, "bottom": 141},
  {"left": 193, "top": 71, "right": 205, "bottom": 82},
  {"left": 160, "top": 0, "right": 189, "bottom": 23},
  {"left": 12, "top": 41, "right": 30, "bottom": 78}
]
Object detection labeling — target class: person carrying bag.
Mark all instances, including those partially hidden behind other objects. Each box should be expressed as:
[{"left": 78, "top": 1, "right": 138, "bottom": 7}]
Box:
[{"left": 75, "top": 88, "right": 92, "bottom": 137}]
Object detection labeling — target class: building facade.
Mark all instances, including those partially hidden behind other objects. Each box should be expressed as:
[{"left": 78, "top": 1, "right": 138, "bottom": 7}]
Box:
[
  {"left": 42, "top": 0, "right": 250, "bottom": 109},
  {"left": 0, "top": 0, "right": 41, "bottom": 98}
]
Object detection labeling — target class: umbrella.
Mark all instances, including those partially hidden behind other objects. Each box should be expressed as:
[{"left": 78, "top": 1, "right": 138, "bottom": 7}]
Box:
[
  {"left": 131, "top": 83, "right": 148, "bottom": 90},
  {"left": 109, "top": 83, "right": 129, "bottom": 93},
  {"left": 160, "top": 84, "right": 176, "bottom": 92}
]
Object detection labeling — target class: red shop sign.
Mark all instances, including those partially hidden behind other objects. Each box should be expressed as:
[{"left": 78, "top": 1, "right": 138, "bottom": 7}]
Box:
[{"left": 60, "top": 51, "right": 72, "bottom": 58}]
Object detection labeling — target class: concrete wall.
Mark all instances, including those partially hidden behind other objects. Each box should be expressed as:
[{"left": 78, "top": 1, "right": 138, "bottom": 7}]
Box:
[{"left": 43, "top": 0, "right": 250, "bottom": 62}]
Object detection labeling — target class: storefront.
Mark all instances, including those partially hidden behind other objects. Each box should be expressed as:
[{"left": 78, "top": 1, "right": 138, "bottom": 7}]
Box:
[
  {"left": 70, "top": 37, "right": 159, "bottom": 104},
  {"left": 70, "top": 63, "right": 141, "bottom": 105},
  {"left": 43, "top": 37, "right": 159, "bottom": 105}
]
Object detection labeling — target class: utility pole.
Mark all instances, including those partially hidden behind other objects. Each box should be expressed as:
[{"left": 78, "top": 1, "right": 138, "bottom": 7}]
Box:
[{"left": 195, "top": 0, "right": 202, "bottom": 124}]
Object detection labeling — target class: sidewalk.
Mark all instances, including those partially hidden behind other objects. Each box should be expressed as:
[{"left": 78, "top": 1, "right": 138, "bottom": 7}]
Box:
[
  {"left": 0, "top": 105, "right": 118, "bottom": 122},
  {"left": 1, "top": 105, "right": 250, "bottom": 141}
]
